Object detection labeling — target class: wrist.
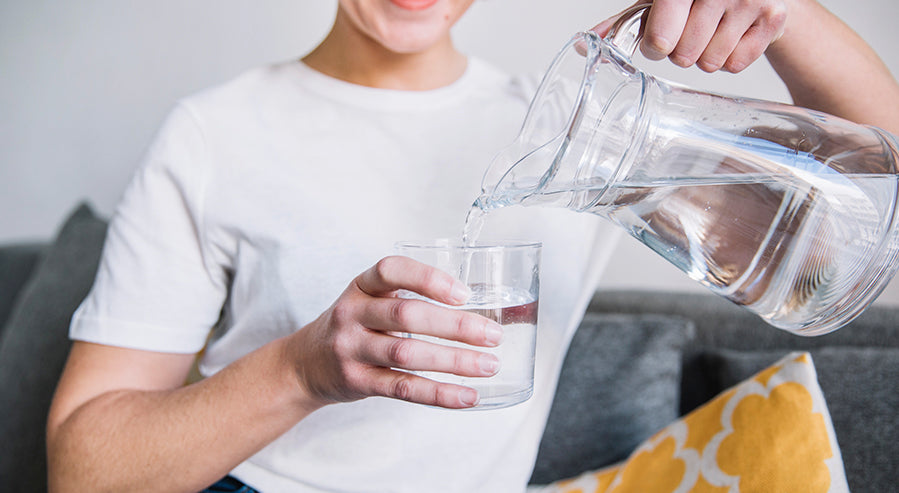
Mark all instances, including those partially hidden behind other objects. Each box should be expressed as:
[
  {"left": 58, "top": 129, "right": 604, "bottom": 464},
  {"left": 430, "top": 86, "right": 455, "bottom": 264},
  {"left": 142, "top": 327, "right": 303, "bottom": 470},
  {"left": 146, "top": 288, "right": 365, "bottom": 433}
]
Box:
[
  {"left": 768, "top": 0, "right": 817, "bottom": 53},
  {"left": 272, "top": 333, "right": 330, "bottom": 416}
]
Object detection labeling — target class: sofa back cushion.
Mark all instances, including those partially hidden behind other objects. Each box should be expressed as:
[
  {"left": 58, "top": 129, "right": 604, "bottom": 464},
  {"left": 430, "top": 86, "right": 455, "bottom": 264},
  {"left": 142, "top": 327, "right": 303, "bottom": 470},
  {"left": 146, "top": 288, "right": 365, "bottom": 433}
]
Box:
[
  {"left": 588, "top": 289, "right": 899, "bottom": 492},
  {"left": 0, "top": 203, "right": 107, "bottom": 493},
  {"left": 530, "top": 313, "right": 693, "bottom": 485},
  {"left": 0, "top": 243, "right": 46, "bottom": 330},
  {"left": 588, "top": 289, "right": 899, "bottom": 412}
]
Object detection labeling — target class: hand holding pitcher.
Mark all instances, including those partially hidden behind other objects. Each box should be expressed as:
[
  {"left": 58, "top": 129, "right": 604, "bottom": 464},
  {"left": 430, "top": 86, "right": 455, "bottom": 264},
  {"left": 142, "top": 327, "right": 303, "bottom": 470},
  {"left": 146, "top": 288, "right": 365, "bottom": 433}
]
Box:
[{"left": 591, "top": 0, "right": 787, "bottom": 73}]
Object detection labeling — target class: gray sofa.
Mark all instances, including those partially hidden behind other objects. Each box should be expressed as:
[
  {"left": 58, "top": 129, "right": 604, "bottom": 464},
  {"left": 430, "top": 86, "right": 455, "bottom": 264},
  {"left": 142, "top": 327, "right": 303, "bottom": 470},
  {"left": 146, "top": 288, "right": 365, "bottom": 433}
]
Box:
[{"left": 1, "top": 203, "right": 897, "bottom": 492}]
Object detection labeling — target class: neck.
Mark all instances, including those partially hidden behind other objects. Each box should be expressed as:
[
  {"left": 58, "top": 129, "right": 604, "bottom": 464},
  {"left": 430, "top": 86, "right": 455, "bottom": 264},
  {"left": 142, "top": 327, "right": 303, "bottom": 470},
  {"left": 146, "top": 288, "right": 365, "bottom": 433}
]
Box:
[{"left": 302, "top": 9, "right": 468, "bottom": 91}]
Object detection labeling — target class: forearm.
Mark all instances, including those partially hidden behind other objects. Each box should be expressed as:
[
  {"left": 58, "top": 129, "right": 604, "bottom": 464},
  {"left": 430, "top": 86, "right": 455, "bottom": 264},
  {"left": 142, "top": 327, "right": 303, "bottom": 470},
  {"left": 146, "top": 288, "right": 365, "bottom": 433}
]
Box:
[
  {"left": 48, "top": 256, "right": 499, "bottom": 492},
  {"left": 767, "top": 0, "right": 899, "bottom": 133},
  {"left": 47, "top": 337, "right": 317, "bottom": 493}
]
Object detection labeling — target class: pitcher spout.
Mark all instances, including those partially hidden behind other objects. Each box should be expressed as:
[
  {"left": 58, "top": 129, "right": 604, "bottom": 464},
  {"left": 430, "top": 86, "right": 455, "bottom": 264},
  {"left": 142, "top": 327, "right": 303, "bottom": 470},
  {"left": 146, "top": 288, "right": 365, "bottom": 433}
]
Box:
[{"left": 478, "top": 29, "right": 646, "bottom": 213}]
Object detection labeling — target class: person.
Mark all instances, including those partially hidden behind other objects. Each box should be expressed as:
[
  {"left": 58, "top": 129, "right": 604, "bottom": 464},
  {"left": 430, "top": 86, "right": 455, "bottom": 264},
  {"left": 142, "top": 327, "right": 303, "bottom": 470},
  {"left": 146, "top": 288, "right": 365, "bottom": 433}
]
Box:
[{"left": 46, "top": 1, "right": 899, "bottom": 492}]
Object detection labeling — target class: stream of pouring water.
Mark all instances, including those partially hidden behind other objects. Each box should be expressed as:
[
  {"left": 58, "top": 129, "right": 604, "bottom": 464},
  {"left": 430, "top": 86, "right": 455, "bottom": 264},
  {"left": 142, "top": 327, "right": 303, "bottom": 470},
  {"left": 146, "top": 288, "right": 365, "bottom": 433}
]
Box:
[
  {"left": 456, "top": 203, "right": 485, "bottom": 285},
  {"left": 461, "top": 203, "right": 487, "bottom": 247}
]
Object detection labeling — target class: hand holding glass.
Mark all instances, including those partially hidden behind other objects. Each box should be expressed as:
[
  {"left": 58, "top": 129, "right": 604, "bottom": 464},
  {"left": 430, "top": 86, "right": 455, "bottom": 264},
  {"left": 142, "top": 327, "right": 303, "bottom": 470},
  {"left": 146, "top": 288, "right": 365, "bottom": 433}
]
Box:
[{"left": 394, "top": 240, "right": 541, "bottom": 410}]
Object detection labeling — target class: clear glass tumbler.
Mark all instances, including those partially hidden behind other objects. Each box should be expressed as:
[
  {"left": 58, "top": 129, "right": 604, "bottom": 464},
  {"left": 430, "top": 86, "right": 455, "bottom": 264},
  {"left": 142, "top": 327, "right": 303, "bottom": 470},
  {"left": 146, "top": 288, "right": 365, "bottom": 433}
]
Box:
[{"left": 394, "top": 240, "right": 541, "bottom": 410}]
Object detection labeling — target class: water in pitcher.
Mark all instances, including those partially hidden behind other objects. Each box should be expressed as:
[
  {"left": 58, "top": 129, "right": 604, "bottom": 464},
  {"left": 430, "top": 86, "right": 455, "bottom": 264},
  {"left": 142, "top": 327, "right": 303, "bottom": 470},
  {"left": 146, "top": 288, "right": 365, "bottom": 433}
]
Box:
[
  {"left": 468, "top": 160, "right": 899, "bottom": 334},
  {"left": 599, "top": 173, "right": 897, "bottom": 322}
]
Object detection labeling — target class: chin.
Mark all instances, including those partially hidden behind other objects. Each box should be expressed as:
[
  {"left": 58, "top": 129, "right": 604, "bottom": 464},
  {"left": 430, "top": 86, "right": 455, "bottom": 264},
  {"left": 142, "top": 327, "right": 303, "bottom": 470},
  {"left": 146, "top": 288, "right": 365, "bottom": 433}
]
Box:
[
  {"left": 372, "top": 10, "right": 457, "bottom": 53},
  {"left": 339, "top": 0, "right": 467, "bottom": 54},
  {"left": 380, "top": 32, "right": 448, "bottom": 54}
]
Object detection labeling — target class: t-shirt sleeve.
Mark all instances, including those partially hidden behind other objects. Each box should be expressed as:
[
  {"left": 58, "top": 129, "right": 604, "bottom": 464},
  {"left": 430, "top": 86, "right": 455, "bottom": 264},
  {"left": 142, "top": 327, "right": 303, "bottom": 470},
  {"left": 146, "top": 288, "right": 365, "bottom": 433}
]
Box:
[{"left": 70, "top": 103, "right": 228, "bottom": 353}]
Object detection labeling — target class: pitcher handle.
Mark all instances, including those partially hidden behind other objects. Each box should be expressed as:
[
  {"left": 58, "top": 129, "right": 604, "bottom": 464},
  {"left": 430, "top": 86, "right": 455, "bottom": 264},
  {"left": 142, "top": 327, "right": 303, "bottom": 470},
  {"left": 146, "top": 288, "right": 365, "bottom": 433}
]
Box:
[{"left": 605, "top": 2, "right": 653, "bottom": 58}]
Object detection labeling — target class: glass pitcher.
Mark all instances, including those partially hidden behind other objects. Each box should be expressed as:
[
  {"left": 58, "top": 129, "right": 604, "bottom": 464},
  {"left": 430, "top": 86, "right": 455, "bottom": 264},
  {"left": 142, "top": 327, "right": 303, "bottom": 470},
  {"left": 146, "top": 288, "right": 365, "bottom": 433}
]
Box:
[{"left": 475, "top": 3, "right": 899, "bottom": 335}]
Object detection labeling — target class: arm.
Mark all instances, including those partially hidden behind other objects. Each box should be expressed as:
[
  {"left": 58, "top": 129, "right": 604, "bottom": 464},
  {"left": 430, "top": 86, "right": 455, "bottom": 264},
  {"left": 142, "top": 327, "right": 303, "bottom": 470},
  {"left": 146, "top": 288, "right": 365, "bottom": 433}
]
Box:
[
  {"left": 47, "top": 340, "right": 308, "bottom": 493},
  {"left": 47, "top": 256, "right": 500, "bottom": 493},
  {"left": 765, "top": 0, "right": 899, "bottom": 134}
]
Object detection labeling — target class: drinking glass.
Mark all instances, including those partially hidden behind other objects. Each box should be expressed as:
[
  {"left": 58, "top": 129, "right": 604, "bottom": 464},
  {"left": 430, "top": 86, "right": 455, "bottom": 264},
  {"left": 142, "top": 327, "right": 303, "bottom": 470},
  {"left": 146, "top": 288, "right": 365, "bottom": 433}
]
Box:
[{"left": 394, "top": 240, "right": 541, "bottom": 410}]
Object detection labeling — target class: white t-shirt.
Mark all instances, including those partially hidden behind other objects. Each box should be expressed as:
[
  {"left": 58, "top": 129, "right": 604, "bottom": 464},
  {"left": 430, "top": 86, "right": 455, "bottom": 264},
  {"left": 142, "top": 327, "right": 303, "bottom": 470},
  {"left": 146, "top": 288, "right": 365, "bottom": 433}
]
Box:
[{"left": 72, "top": 58, "right": 622, "bottom": 492}]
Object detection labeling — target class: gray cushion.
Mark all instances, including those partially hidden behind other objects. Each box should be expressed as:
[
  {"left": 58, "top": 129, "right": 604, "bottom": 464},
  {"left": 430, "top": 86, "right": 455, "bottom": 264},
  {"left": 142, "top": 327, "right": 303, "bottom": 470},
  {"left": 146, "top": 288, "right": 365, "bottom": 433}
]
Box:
[
  {"left": 0, "top": 203, "right": 107, "bottom": 493},
  {"left": 590, "top": 289, "right": 899, "bottom": 349},
  {"left": 0, "top": 243, "right": 46, "bottom": 330},
  {"left": 699, "top": 347, "right": 899, "bottom": 493},
  {"left": 589, "top": 289, "right": 899, "bottom": 415},
  {"left": 529, "top": 313, "right": 693, "bottom": 485}
]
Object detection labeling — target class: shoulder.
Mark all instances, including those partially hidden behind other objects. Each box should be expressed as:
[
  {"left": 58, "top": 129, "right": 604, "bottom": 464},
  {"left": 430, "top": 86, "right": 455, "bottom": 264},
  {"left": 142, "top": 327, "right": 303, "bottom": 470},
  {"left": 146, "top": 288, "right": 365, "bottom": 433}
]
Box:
[
  {"left": 176, "top": 62, "right": 305, "bottom": 117},
  {"left": 126, "top": 67, "right": 301, "bottom": 206}
]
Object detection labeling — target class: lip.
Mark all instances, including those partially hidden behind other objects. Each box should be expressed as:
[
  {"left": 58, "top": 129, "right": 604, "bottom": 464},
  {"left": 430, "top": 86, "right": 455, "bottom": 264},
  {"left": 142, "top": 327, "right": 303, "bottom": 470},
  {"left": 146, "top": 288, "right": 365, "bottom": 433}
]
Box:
[{"left": 389, "top": 0, "right": 440, "bottom": 11}]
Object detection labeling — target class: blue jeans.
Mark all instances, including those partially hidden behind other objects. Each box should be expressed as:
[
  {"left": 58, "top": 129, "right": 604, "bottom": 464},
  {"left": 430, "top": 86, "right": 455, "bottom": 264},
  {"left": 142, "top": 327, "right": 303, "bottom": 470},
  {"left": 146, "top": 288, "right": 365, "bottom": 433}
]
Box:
[{"left": 200, "top": 476, "right": 259, "bottom": 493}]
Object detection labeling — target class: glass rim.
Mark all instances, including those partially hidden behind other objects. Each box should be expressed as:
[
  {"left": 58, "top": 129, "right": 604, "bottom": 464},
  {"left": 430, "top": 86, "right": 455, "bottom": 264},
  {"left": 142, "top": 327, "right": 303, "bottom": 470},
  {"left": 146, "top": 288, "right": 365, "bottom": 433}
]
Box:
[{"left": 394, "top": 239, "right": 542, "bottom": 252}]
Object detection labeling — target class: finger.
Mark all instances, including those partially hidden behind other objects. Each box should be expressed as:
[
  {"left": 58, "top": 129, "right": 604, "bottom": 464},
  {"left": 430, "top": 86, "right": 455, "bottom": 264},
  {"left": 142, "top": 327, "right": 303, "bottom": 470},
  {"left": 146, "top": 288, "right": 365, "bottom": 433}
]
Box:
[
  {"left": 586, "top": 4, "right": 642, "bottom": 57},
  {"left": 360, "top": 297, "right": 503, "bottom": 347},
  {"left": 588, "top": 15, "right": 617, "bottom": 38},
  {"left": 367, "top": 367, "right": 481, "bottom": 408},
  {"left": 669, "top": 1, "right": 726, "bottom": 68},
  {"left": 356, "top": 256, "right": 470, "bottom": 305},
  {"left": 359, "top": 334, "right": 500, "bottom": 378},
  {"left": 721, "top": 14, "right": 786, "bottom": 73},
  {"left": 694, "top": 11, "right": 753, "bottom": 72},
  {"left": 640, "top": 0, "right": 692, "bottom": 61},
  {"left": 588, "top": 1, "right": 647, "bottom": 38},
  {"left": 719, "top": 25, "right": 770, "bottom": 73}
]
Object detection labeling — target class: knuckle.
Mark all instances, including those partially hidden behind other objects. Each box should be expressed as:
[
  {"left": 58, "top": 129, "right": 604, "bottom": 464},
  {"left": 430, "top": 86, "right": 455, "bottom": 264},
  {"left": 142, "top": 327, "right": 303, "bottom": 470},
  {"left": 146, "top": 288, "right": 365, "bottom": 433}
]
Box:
[
  {"left": 675, "top": 43, "right": 703, "bottom": 61},
  {"left": 654, "top": 0, "right": 692, "bottom": 15},
  {"left": 453, "top": 313, "right": 474, "bottom": 341},
  {"left": 386, "top": 338, "right": 415, "bottom": 367},
  {"left": 340, "top": 365, "right": 364, "bottom": 389},
  {"left": 452, "top": 350, "right": 469, "bottom": 374},
  {"left": 330, "top": 300, "right": 357, "bottom": 327},
  {"left": 669, "top": 52, "right": 695, "bottom": 68},
  {"left": 697, "top": 56, "right": 723, "bottom": 72},
  {"left": 388, "top": 299, "right": 414, "bottom": 326},
  {"left": 643, "top": 32, "right": 675, "bottom": 55},
  {"left": 389, "top": 374, "right": 416, "bottom": 401},
  {"left": 331, "top": 330, "right": 356, "bottom": 359},
  {"left": 436, "top": 383, "right": 463, "bottom": 408},
  {"left": 723, "top": 57, "right": 748, "bottom": 73},
  {"left": 727, "top": 42, "right": 765, "bottom": 73}
]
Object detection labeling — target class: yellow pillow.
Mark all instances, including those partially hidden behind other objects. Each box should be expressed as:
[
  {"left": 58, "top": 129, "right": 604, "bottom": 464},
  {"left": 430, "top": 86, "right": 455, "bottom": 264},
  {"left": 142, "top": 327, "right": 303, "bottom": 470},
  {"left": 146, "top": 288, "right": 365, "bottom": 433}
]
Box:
[{"left": 535, "top": 352, "right": 848, "bottom": 493}]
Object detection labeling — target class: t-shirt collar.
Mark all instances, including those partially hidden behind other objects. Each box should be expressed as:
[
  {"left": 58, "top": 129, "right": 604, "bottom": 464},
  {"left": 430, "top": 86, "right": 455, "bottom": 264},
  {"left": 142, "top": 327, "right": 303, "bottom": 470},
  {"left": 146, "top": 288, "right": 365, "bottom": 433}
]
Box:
[{"left": 291, "top": 57, "right": 493, "bottom": 111}]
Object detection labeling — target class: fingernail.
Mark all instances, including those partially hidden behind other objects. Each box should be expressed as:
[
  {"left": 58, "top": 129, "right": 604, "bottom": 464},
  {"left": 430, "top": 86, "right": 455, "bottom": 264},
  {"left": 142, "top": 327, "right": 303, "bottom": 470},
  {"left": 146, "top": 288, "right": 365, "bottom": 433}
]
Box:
[
  {"left": 478, "top": 354, "right": 500, "bottom": 375},
  {"left": 450, "top": 282, "right": 471, "bottom": 304},
  {"left": 460, "top": 388, "right": 479, "bottom": 407},
  {"left": 485, "top": 322, "right": 504, "bottom": 346}
]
